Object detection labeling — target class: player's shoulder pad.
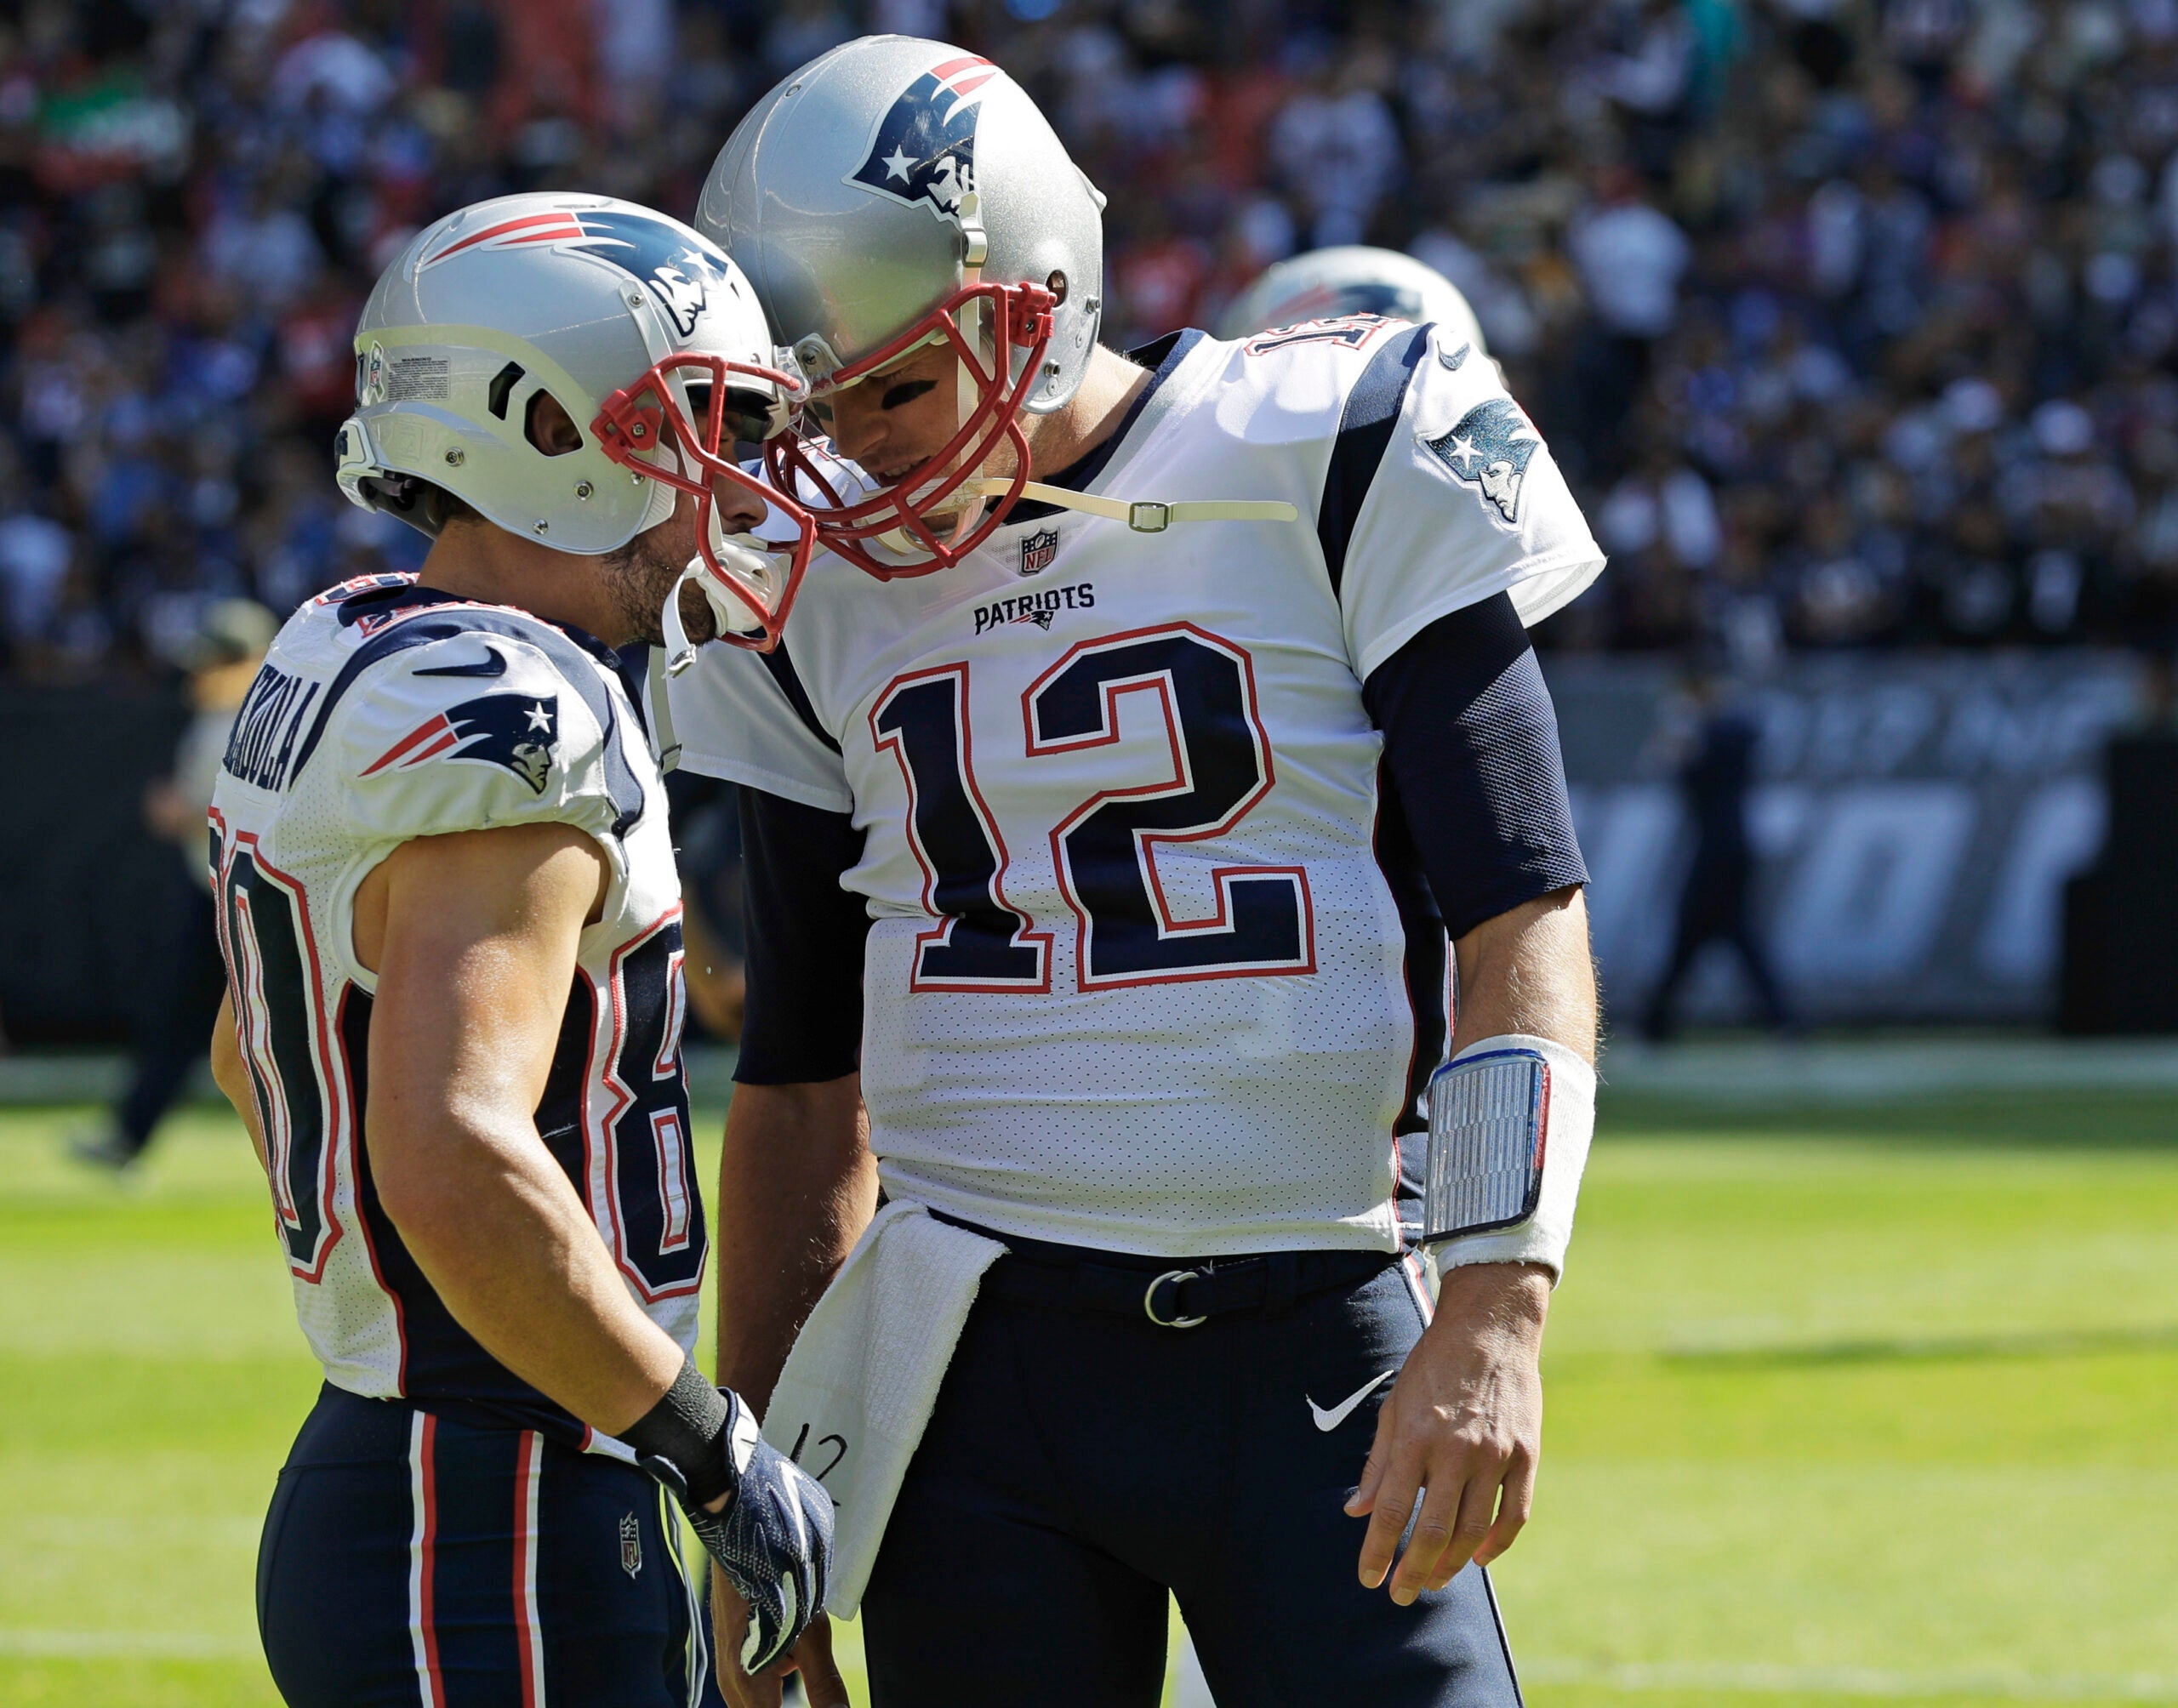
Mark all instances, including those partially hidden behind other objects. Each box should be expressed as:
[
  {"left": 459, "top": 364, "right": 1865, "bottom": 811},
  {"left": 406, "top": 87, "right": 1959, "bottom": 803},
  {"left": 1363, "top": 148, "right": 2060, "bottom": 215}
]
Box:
[
  {"left": 296, "top": 604, "right": 648, "bottom": 845},
  {"left": 1198, "top": 315, "right": 1432, "bottom": 445},
  {"left": 1395, "top": 327, "right": 1554, "bottom": 532}
]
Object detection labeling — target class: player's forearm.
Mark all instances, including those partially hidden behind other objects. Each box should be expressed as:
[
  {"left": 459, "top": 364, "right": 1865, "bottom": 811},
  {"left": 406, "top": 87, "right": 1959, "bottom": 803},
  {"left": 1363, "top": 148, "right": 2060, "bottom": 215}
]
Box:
[
  {"left": 208, "top": 989, "right": 271, "bottom": 1175},
  {"left": 714, "top": 1075, "right": 875, "bottom": 1410},
  {"left": 1434, "top": 885, "right": 1597, "bottom": 1291},
  {"left": 1451, "top": 885, "right": 1598, "bottom": 1062},
  {"left": 373, "top": 1103, "right": 687, "bottom": 1435}
]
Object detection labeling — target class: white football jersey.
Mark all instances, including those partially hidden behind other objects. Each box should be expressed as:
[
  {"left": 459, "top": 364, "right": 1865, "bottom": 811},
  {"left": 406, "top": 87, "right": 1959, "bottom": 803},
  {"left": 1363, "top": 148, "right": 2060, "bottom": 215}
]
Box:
[
  {"left": 671, "top": 321, "right": 1604, "bottom": 1256},
  {"left": 208, "top": 574, "right": 701, "bottom": 1447}
]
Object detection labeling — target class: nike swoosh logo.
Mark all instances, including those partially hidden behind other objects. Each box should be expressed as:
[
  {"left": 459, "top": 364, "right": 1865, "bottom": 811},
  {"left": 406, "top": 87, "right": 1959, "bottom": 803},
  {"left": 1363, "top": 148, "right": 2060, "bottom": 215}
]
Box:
[
  {"left": 414, "top": 643, "right": 508, "bottom": 678},
  {"left": 1307, "top": 1369, "right": 1396, "bottom": 1432}
]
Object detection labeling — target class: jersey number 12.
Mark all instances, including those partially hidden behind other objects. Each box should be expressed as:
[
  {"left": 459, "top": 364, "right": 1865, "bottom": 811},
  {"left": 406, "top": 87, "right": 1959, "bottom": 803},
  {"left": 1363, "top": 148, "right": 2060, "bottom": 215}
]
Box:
[{"left": 871, "top": 623, "right": 1314, "bottom": 992}]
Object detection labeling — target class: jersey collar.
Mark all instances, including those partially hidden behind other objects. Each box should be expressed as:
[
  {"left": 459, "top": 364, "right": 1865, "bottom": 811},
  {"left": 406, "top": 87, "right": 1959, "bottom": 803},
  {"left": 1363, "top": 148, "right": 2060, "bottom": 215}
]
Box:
[
  {"left": 335, "top": 577, "right": 657, "bottom": 744},
  {"left": 1001, "top": 329, "right": 1207, "bottom": 526},
  {"left": 335, "top": 578, "right": 625, "bottom": 672}
]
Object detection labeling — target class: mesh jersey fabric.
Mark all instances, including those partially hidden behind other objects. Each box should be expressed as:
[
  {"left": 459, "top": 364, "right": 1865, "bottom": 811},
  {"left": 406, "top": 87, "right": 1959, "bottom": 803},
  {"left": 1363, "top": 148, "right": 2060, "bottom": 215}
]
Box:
[{"left": 668, "top": 320, "right": 1605, "bottom": 1257}]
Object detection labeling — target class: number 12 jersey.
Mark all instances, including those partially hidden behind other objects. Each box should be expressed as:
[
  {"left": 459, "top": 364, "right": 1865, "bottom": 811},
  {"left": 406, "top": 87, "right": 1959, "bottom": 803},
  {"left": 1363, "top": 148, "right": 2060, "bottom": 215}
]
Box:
[{"left": 670, "top": 321, "right": 1605, "bottom": 1257}]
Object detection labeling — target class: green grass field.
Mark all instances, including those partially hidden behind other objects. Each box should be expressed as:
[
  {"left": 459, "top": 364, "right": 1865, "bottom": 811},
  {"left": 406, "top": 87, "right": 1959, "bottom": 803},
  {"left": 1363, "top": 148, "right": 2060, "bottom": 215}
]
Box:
[{"left": 2, "top": 1086, "right": 2173, "bottom": 1707}]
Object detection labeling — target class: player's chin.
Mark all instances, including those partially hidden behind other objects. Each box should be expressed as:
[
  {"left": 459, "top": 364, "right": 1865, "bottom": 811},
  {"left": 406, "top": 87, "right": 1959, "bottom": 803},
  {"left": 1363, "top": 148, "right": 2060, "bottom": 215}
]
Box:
[
  {"left": 600, "top": 549, "right": 715, "bottom": 651},
  {"left": 672, "top": 576, "right": 721, "bottom": 647}
]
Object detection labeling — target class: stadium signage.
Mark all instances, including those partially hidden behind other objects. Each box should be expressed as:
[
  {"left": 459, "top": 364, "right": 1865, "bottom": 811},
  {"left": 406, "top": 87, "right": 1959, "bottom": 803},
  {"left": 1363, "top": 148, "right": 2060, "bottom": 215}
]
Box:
[{"left": 1549, "top": 652, "right": 2141, "bottom": 1022}]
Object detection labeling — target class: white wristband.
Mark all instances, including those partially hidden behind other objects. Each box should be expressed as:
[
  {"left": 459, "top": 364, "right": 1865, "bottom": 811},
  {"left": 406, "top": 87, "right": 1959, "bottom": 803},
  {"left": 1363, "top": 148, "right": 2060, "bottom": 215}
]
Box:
[{"left": 1424, "top": 1032, "right": 1595, "bottom": 1284}]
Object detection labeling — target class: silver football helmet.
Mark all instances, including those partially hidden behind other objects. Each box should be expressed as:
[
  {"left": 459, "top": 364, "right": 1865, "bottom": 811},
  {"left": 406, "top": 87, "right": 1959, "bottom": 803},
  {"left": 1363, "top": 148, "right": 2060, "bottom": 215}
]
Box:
[
  {"left": 1217, "top": 245, "right": 1487, "bottom": 355},
  {"left": 697, "top": 37, "right": 1105, "bottom": 578},
  {"left": 334, "top": 192, "right": 818, "bottom": 654}
]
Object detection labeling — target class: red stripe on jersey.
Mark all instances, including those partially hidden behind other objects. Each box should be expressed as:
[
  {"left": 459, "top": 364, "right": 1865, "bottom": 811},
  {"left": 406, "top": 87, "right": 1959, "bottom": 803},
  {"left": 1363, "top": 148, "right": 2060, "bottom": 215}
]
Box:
[
  {"left": 362, "top": 713, "right": 453, "bottom": 776},
  {"left": 399, "top": 729, "right": 462, "bottom": 767}
]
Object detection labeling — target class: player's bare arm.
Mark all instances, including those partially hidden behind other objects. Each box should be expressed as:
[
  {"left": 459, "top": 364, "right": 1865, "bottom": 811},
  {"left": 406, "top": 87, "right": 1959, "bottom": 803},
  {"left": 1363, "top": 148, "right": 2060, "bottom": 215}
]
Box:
[
  {"left": 1350, "top": 886, "right": 1597, "bottom": 1604},
  {"left": 714, "top": 1078, "right": 875, "bottom": 1409},
  {"left": 208, "top": 989, "right": 267, "bottom": 1176},
  {"left": 706, "top": 1077, "right": 871, "bottom": 1708},
  {"left": 356, "top": 819, "right": 694, "bottom": 1433}
]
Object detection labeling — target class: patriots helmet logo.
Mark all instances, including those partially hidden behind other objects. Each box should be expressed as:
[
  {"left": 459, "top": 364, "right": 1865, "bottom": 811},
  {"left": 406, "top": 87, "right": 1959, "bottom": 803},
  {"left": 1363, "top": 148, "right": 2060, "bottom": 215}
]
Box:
[
  {"left": 847, "top": 55, "right": 1001, "bottom": 225},
  {"left": 1425, "top": 397, "right": 1542, "bottom": 527},
  {"left": 362, "top": 692, "right": 561, "bottom": 795},
  {"left": 419, "top": 208, "right": 731, "bottom": 339}
]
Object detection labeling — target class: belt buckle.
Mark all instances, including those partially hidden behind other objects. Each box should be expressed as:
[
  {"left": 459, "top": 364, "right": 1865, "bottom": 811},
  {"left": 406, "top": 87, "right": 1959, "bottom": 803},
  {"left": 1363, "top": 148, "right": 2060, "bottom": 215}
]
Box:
[{"left": 1143, "top": 1267, "right": 1206, "bottom": 1329}]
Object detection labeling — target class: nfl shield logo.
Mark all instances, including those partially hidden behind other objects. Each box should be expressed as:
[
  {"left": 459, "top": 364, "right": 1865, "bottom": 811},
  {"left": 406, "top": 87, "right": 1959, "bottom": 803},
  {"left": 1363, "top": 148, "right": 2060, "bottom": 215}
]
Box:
[
  {"left": 619, "top": 1512, "right": 642, "bottom": 1578},
  {"left": 1019, "top": 528, "right": 1059, "bottom": 576}
]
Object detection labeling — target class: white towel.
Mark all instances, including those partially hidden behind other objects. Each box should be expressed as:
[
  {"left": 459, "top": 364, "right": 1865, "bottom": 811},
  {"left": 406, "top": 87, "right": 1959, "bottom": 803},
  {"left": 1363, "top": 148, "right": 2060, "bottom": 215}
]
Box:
[{"left": 758, "top": 1200, "right": 1007, "bottom": 1616}]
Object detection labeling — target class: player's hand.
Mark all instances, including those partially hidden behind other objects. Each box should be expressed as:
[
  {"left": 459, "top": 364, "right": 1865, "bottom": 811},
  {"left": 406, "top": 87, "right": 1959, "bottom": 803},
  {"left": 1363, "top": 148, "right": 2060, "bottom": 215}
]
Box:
[
  {"left": 709, "top": 1580, "right": 848, "bottom": 1708},
  {"left": 642, "top": 1386, "right": 833, "bottom": 1676},
  {"left": 1347, "top": 1261, "right": 1549, "bottom": 1603}
]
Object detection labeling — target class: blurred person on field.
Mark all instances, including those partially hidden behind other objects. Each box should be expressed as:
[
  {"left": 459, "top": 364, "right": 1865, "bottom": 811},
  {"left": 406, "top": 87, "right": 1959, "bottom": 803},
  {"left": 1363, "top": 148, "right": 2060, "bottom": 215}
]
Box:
[
  {"left": 665, "top": 768, "right": 750, "bottom": 1045},
  {"left": 1640, "top": 663, "right": 1793, "bottom": 1042},
  {"left": 70, "top": 599, "right": 279, "bottom": 1172},
  {"left": 1566, "top": 167, "right": 1690, "bottom": 481}
]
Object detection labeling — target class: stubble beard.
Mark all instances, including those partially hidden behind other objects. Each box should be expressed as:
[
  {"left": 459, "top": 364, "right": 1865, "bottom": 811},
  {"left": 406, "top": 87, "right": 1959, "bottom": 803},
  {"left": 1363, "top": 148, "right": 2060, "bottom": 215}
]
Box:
[{"left": 599, "top": 527, "right": 715, "bottom": 650}]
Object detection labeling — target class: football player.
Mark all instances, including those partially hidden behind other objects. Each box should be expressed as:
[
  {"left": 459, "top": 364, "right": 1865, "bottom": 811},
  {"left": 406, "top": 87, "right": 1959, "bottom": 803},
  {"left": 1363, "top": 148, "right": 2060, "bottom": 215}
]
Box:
[
  {"left": 1215, "top": 243, "right": 1488, "bottom": 359},
  {"left": 672, "top": 37, "right": 1605, "bottom": 1708},
  {"left": 204, "top": 193, "right": 833, "bottom": 1708}
]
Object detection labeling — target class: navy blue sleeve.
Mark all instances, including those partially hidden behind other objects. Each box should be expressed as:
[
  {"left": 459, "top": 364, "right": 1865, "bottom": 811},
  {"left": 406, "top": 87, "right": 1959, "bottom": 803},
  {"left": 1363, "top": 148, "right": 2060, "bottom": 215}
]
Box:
[
  {"left": 1360, "top": 592, "right": 1588, "bottom": 942},
  {"left": 733, "top": 787, "right": 870, "bottom": 1086}
]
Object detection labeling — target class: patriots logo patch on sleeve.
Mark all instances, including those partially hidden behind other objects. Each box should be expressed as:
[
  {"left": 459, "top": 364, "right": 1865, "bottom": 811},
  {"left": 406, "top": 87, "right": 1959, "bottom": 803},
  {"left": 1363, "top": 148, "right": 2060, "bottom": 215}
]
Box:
[
  {"left": 1423, "top": 397, "right": 1542, "bottom": 527},
  {"left": 362, "top": 692, "right": 561, "bottom": 795},
  {"left": 847, "top": 56, "right": 1000, "bottom": 224}
]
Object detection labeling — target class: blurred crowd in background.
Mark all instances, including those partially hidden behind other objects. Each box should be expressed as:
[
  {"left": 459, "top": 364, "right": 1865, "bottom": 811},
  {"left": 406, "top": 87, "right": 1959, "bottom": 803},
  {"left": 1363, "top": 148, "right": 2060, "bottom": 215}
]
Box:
[{"left": 5, "top": 0, "right": 2178, "bottom": 683}]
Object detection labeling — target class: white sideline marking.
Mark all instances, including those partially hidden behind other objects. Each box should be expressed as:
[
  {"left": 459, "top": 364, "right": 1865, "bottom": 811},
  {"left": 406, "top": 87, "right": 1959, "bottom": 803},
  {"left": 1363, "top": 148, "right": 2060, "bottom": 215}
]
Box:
[
  {"left": 1520, "top": 1656, "right": 2178, "bottom": 1701},
  {"left": 0, "top": 1628, "right": 259, "bottom": 1660}
]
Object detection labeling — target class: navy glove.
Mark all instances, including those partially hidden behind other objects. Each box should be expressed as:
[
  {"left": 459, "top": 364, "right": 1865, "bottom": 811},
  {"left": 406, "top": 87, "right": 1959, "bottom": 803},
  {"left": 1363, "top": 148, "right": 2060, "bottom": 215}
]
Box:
[{"left": 641, "top": 1385, "right": 834, "bottom": 1675}]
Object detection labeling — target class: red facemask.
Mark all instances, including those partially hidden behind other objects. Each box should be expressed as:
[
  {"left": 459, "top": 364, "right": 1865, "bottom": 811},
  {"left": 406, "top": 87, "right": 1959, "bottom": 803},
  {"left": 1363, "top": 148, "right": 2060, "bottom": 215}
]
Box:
[
  {"left": 590, "top": 351, "right": 818, "bottom": 654},
  {"left": 763, "top": 279, "right": 1058, "bottom": 580}
]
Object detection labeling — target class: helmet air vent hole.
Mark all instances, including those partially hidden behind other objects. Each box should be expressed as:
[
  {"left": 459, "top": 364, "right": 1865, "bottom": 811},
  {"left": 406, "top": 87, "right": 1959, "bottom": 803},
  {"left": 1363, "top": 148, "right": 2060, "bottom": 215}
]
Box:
[
  {"left": 487, "top": 362, "right": 526, "bottom": 420},
  {"left": 1046, "top": 270, "right": 1069, "bottom": 304},
  {"left": 525, "top": 390, "right": 584, "bottom": 457}
]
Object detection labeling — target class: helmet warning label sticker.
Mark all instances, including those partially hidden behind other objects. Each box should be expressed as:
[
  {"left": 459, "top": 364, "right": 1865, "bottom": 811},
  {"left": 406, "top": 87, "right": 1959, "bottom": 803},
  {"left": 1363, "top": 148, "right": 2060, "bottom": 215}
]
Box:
[{"left": 384, "top": 356, "right": 449, "bottom": 402}]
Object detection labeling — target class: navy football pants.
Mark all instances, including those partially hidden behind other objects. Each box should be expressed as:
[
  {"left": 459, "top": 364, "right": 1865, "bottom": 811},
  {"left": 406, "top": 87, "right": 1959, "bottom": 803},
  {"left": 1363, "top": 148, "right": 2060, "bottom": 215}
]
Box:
[
  {"left": 258, "top": 1385, "right": 721, "bottom": 1707},
  {"left": 860, "top": 1251, "right": 1525, "bottom": 1706}
]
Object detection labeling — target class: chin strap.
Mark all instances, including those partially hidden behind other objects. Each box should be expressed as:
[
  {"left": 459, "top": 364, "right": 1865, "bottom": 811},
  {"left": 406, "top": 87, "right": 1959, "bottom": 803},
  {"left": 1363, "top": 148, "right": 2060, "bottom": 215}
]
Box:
[
  {"left": 963, "top": 477, "right": 1298, "bottom": 533},
  {"left": 643, "top": 641, "right": 681, "bottom": 772}
]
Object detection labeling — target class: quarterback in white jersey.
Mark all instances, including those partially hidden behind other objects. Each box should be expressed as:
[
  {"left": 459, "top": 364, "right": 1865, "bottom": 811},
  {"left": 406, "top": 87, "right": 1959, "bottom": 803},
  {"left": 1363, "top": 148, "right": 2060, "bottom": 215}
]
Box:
[
  {"left": 206, "top": 195, "right": 832, "bottom": 1708},
  {"left": 675, "top": 322, "right": 1595, "bottom": 1255},
  {"left": 673, "top": 37, "right": 1606, "bottom": 1708}
]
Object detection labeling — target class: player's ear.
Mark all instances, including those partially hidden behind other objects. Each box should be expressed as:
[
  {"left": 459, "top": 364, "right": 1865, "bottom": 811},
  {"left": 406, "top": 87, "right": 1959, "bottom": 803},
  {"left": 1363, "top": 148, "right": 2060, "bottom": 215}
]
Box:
[{"left": 525, "top": 390, "right": 584, "bottom": 457}]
